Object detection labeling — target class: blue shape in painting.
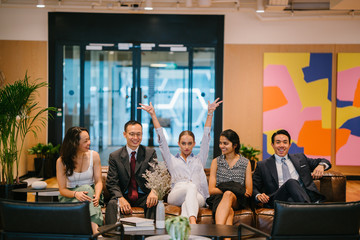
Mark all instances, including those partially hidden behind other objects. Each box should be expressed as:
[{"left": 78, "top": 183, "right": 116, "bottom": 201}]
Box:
[
  {"left": 340, "top": 116, "right": 360, "bottom": 137},
  {"left": 302, "top": 53, "right": 332, "bottom": 101},
  {"left": 262, "top": 133, "right": 271, "bottom": 159},
  {"left": 337, "top": 99, "right": 353, "bottom": 108},
  {"left": 288, "top": 142, "right": 304, "bottom": 154}
]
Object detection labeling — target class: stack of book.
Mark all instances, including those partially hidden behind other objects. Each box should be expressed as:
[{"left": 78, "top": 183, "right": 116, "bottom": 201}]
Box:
[{"left": 120, "top": 217, "right": 155, "bottom": 231}]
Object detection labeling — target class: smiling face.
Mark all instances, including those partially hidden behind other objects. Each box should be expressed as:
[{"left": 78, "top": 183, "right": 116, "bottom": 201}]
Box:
[
  {"left": 178, "top": 134, "right": 195, "bottom": 158},
  {"left": 77, "top": 131, "right": 91, "bottom": 153},
  {"left": 219, "top": 135, "right": 236, "bottom": 155},
  {"left": 271, "top": 134, "right": 291, "bottom": 157},
  {"left": 123, "top": 123, "right": 143, "bottom": 150}
]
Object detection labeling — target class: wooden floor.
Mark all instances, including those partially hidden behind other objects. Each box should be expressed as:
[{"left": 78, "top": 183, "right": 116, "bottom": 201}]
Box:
[{"left": 27, "top": 178, "right": 360, "bottom": 202}]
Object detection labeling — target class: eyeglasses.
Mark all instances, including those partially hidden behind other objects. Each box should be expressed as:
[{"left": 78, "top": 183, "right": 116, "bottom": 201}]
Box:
[{"left": 128, "top": 132, "right": 142, "bottom": 137}]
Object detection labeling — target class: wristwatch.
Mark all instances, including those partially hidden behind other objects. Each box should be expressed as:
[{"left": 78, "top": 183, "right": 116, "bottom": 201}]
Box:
[{"left": 318, "top": 162, "right": 326, "bottom": 168}]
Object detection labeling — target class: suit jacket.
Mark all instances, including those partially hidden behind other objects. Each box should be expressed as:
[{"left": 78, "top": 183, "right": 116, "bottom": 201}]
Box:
[
  {"left": 106, "top": 145, "right": 157, "bottom": 200},
  {"left": 252, "top": 153, "right": 331, "bottom": 202}
]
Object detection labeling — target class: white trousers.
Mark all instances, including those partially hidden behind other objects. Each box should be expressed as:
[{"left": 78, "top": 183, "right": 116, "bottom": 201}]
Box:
[{"left": 167, "top": 182, "right": 205, "bottom": 219}]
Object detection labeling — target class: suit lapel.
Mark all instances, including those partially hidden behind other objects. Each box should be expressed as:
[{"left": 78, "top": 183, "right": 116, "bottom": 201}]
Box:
[
  {"left": 267, "top": 155, "right": 279, "bottom": 187},
  {"left": 289, "top": 154, "right": 301, "bottom": 173},
  {"left": 120, "top": 147, "right": 131, "bottom": 177}
]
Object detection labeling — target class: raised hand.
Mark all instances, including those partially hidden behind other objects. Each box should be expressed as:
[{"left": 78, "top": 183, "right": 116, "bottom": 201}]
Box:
[
  {"left": 138, "top": 102, "right": 161, "bottom": 129},
  {"left": 138, "top": 102, "right": 155, "bottom": 116},
  {"left": 208, "top": 98, "right": 223, "bottom": 114}
]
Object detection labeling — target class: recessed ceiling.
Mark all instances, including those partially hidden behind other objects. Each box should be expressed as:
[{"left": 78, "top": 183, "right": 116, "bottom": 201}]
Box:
[{"left": 0, "top": 0, "right": 360, "bottom": 16}]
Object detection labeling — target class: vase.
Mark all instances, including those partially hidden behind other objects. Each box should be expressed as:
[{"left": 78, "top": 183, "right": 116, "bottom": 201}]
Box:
[{"left": 156, "top": 200, "right": 165, "bottom": 229}]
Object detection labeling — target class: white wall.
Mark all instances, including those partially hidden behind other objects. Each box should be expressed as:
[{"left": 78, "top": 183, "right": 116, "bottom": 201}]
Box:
[{"left": 1, "top": 7, "right": 360, "bottom": 43}]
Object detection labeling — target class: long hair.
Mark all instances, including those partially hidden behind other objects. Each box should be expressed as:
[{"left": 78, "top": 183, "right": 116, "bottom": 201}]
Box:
[
  {"left": 60, "top": 126, "right": 89, "bottom": 176},
  {"left": 220, "top": 129, "right": 240, "bottom": 154}
]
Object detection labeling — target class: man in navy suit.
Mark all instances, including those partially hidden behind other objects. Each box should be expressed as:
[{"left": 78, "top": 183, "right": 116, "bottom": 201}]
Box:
[
  {"left": 252, "top": 129, "right": 331, "bottom": 208},
  {"left": 105, "top": 120, "right": 158, "bottom": 224}
]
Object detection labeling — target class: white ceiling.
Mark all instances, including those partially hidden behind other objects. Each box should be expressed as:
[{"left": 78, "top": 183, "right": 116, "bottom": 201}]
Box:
[{"left": 1, "top": 0, "right": 360, "bottom": 15}]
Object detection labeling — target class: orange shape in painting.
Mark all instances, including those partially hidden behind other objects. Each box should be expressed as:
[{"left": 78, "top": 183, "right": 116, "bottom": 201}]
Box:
[
  {"left": 353, "top": 78, "right": 360, "bottom": 107},
  {"left": 335, "top": 128, "right": 351, "bottom": 152},
  {"left": 263, "top": 86, "right": 288, "bottom": 112},
  {"left": 298, "top": 121, "right": 331, "bottom": 156}
]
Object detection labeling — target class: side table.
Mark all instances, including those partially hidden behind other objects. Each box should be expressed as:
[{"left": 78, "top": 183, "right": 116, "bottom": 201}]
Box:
[{"left": 12, "top": 187, "right": 59, "bottom": 202}]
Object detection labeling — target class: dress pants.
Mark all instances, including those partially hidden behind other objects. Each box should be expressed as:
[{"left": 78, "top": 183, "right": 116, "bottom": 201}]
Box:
[
  {"left": 267, "top": 179, "right": 311, "bottom": 208},
  {"left": 167, "top": 182, "right": 205, "bottom": 220},
  {"left": 105, "top": 193, "right": 156, "bottom": 224}
]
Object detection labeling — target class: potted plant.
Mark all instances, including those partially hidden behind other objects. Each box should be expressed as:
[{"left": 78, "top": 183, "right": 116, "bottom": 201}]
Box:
[
  {"left": 0, "top": 72, "right": 56, "bottom": 199},
  {"left": 240, "top": 144, "right": 261, "bottom": 171},
  {"left": 165, "top": 216, "right": 191, "bottom": 240},
  {"left": 28, "top": 142, "right": 60, "bottom": 178},
  {"left": 143, "top": 161, "right": 171, "bottom": 229}
]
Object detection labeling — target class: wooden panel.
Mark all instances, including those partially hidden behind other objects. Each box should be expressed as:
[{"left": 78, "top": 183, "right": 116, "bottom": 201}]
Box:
[{"left": 0, "top": 40, "right": 48, "bottom": 177}]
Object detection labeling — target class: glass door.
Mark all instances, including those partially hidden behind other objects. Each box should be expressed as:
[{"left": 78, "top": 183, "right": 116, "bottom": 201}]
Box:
[{"left": 62, "top": 43, "right": 216, "bottom": 166}]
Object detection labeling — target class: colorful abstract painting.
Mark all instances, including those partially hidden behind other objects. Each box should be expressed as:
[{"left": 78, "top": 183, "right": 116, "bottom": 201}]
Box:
[
  {"left": 263, "top": 53, "right": 332, "bottom": 161},
  {"left": 336, "top": 53, "right": 360, "bottom": 166}
]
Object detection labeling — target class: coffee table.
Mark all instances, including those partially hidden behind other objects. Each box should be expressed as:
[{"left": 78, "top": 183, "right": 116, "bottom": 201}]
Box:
[{"left": 100, "top": 224, "right": 254, "bottom": 240}]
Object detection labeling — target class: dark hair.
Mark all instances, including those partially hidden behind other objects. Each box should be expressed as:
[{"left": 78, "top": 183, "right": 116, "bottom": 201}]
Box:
[
  {"left": 271, "top": 129, "right": 291, "bottom": 144},
  {"left": 220, "top": 129, "right": 240, "bottom": 154},
  {"left": 124, "top": 120, "right": 142, "bottom": 132},
  {"left": 178, "top": 130, "right": 195, "bottom": 142},
  {"left": 60, "top": 126, "right": 89, "bottom": 176}
]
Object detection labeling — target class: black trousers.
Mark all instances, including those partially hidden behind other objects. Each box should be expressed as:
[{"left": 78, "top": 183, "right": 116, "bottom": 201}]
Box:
[
  {"left": 105, "top": 193, "right": 156, "bottom": 225},
  {"left": 266, "top": 179, "right": 311, "bottom": 208}
]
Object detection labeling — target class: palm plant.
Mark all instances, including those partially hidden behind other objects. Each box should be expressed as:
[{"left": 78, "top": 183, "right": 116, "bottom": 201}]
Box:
[
  {"left": 0, "top": 72, "right": 56, "bottom": 184},
  {"left": 240, "top": 144, "right": 261, "bottom": 171}
]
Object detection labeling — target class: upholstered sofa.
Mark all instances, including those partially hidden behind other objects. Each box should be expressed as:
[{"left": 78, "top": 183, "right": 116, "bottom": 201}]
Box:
[
  {"left": 101, "top": 166, "right": 346, "bottom": 231},
  {"left": 254, "top": 170, "right": 346, "bottom": 233}
]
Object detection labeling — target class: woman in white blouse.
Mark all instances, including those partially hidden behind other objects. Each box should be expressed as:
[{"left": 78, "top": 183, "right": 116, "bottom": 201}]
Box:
[{"left": 139, "top": 98, "right": 222, "bottom": 224}]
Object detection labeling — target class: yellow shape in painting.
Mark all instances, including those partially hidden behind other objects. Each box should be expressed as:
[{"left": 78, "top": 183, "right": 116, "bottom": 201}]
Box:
[
  {"left": 297, "top": 78, "right": 332, "bottom": 129},
  {"left": 336, "top": 106, "right": 360, "bottom": 128},
  {"left": 338, "top": 53, "right": 360, "bottom": 72}
]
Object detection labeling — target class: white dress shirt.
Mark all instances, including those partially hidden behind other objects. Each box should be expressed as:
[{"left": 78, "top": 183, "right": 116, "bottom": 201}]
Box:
[{"left": 155, "top": 127, "right": 211, "bottom": 200}]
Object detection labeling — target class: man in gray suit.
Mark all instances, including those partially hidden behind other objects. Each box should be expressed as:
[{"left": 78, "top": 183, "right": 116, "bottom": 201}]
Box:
[
  {"left": 253, "top": 129, "right": 331, "bottom": 208},
  {"left": 105, "top": 120, "right": 158, "bottom": 224}
]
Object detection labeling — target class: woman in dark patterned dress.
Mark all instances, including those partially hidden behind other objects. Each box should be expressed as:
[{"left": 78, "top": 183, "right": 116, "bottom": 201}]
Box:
[{"left": 207, "top": 129, "right": 252, "bottom": 225}]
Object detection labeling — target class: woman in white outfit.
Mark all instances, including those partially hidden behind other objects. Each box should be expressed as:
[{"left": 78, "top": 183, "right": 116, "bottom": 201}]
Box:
[{"left": 138, "top": 98, "right": 222, "bottom": 224}]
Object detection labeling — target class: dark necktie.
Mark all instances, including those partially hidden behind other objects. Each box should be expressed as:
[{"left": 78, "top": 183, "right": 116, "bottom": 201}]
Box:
[
  {"left": 128, "top": 151, "right": 138, "bottom": 203},
  {"left": 281, "top": 158, "right": 291, "bottom": 183}
]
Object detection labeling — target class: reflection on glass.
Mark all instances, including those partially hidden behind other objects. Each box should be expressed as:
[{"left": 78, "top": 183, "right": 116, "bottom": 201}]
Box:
[
  {"left": 140, "top": 51, "right": 189, "bottom": 147},
  {"left": 84, "top": 50, "right": 133, "bottom": 164},
  {"left": 193, "top": 48, "right": 215, "bottom": 167},
  {"left": 63, "top": 45, "right": 81, "bottom": 137}
]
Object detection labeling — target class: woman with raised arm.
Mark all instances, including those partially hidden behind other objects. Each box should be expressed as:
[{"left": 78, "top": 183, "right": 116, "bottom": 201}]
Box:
[
  {"left": 56, "top": 126, "right": 103, "bottom": 234},
  {"left": 207, "top": 129, "right": 252, "bottom": 225},
  {"left": 138, "top": 98, "right": 222, "bottom": 224}
]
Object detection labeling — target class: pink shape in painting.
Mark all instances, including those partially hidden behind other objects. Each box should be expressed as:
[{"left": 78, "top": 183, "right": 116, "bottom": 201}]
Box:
[{"left": 263, "top": 65, "right": 322, "bottom": 141}]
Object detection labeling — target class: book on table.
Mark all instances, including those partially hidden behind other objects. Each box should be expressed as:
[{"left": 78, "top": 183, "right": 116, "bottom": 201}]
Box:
[
  {"left": 120, "top": 217, "right": 154, "bottom": 226},
  {"left": 123, "top": 224, "right": 155, "bottom": 231}
]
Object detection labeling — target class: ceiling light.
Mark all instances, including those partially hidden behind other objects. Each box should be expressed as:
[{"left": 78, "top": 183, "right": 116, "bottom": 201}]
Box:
[
  {"left": 256, "top": 0, "right": 264, "bottom": 12},
  {"left": 36, "top": 0, "right": 45, "bottom": 8},
  {"left": 144, "top": 0, "right": 153, "bottom": 10}
]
